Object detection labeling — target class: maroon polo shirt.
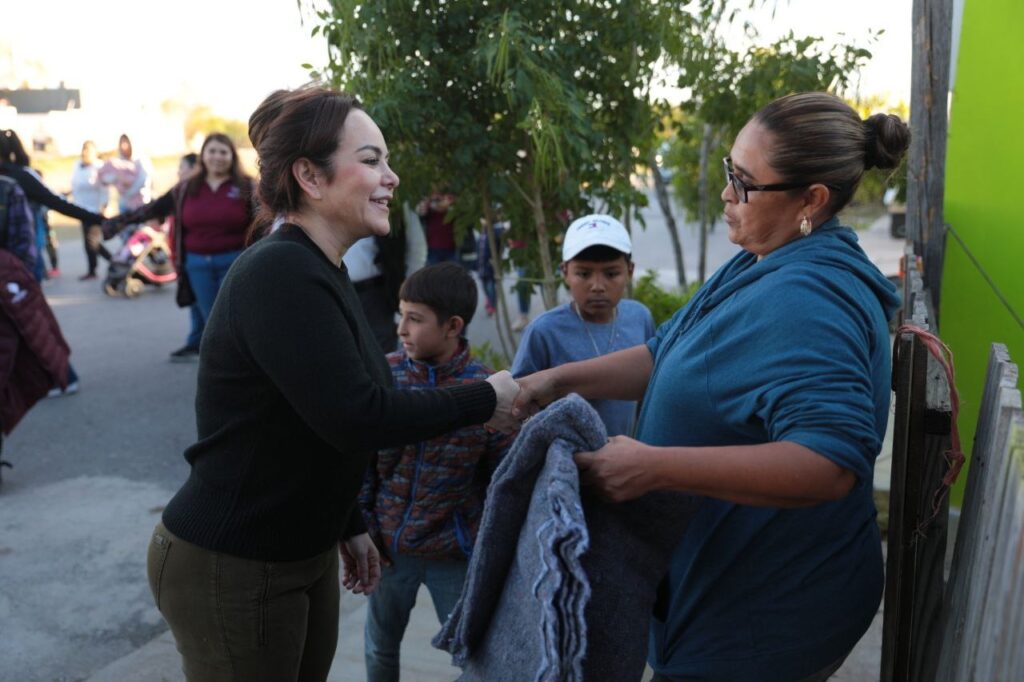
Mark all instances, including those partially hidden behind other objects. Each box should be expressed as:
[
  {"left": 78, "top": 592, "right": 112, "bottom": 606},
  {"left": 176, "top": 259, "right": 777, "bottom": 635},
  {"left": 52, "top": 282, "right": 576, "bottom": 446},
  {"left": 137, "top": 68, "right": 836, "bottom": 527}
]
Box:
[{"left": 181, "top": 180, "right": 250, "bottom": 255}]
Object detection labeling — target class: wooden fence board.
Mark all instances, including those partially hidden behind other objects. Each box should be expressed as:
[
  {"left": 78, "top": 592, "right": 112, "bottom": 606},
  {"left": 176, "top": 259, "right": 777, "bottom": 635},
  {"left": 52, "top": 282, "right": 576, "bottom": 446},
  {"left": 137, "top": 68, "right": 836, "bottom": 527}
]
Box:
[
  {"left": 937, "top": 345, "right": 1021, "bottom": 681},
  {"left": 975, "top": 411, "right": 1024, "bottom": 681},
  {"left": 882, "top": 293, "right": 953, "bottom": 682}
]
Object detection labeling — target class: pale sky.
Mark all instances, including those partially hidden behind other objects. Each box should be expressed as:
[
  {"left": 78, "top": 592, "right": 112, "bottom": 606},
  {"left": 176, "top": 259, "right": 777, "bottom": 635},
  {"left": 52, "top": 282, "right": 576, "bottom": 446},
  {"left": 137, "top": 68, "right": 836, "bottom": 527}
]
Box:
[{"left": 2, "top": 0, "right": 912, "bottom": 122}]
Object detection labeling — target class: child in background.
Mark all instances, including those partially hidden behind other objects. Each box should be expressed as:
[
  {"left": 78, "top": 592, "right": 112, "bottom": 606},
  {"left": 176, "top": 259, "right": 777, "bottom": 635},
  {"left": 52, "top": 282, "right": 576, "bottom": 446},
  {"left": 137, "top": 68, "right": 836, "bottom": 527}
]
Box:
[
  {"left": 166, "top": 153, "right": 203, "bottom": 362},
  {"left": 359, "top": 262, "right": 513, "bottom": 682},
  {"left": 511, "top": 214, "right": 655, "bottom": 437}
]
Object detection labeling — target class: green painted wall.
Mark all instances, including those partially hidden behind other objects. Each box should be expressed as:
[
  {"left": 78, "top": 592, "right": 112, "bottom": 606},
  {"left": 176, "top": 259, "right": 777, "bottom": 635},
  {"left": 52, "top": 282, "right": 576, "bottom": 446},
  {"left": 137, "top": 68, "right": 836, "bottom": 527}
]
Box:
[{"left": 940, "top": 0, "right": 1024, "bottom": 503}]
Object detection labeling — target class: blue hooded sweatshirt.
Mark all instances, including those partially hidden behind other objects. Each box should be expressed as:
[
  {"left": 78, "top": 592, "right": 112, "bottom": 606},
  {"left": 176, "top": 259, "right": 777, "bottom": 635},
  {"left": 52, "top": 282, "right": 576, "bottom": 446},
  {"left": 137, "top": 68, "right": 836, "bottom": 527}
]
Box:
[{"left": 640, "top": 218, "right": 901, "bottom": 681}]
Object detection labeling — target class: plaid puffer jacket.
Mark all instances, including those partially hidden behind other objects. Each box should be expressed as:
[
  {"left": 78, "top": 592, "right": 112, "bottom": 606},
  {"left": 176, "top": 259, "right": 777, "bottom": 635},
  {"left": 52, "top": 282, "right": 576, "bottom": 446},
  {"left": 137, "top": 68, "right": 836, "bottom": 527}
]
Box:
[{"left": 359, "top": 339, "right": 513, "bottom": 560}]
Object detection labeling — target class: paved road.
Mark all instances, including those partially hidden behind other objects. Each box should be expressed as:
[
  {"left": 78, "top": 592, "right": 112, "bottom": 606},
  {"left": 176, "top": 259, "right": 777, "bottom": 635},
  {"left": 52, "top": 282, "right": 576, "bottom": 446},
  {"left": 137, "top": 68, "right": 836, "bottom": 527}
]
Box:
[{"left": 0, "top": 188, "right": 898, "bottom": 681}]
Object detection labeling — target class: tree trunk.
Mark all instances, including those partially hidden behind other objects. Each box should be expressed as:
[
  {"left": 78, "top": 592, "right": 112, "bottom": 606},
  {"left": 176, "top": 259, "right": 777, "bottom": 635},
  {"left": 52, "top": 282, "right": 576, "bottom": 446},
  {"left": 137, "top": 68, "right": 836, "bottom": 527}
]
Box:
[
  {"left": 697, "top": 122, "right": 712, "bottom": 284},
  {"left": 648, "top": 149, "right": 687, "bottom": 287},
  {"left": 527, "top": 170, "right": 558, "bottom": 310},
  {"left": 907, "top": 0, "right": 952, "bottom": 320}
]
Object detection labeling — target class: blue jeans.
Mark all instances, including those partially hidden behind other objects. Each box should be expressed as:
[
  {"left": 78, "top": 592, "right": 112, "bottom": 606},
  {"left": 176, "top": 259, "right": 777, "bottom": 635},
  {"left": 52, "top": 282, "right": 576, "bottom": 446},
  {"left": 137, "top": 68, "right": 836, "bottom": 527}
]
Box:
[
  {"left": 426, "top": 247, "right": 457, "bottom": 265},
  {"left": 185, "top": 304, "right": 204, "bottom": 348},
  {"left": 364, "top": 554, "right": 468, "bottom": 682},
  {"left": 184, "top": 250, "right": 242, "bottom": 334}
]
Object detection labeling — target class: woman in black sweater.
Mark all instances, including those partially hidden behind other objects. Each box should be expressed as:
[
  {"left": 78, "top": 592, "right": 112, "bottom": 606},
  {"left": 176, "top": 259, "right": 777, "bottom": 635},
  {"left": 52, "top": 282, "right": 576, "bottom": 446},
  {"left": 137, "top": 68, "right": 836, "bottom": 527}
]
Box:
[
  {"left": 146, "top": 86, "right": 519, "bottom": 682},
  {"left": 0, "top": 130, "right": 105, "bottom": 229}
]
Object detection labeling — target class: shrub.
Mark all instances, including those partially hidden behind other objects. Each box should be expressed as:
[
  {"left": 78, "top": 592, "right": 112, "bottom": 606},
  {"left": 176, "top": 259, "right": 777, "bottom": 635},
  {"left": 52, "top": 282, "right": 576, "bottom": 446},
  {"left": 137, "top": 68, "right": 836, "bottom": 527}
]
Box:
[{"left": 632, "top": 270, "right": 700, "bottom": 326}]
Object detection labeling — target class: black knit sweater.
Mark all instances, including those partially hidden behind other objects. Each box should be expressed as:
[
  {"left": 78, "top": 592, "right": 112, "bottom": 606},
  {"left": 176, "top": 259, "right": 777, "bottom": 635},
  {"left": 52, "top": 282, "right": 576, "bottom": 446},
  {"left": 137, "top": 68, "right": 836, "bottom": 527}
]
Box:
[{"left": 162, "top": 226, "right": 496, "bottom": 561}]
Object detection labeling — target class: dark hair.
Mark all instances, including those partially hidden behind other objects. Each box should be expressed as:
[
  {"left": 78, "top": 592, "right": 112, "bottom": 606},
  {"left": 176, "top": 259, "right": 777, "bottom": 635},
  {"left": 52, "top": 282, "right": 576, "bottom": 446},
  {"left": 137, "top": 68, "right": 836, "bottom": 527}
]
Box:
[
  {"left": 753, "top": 92, "right": 911, "bottom": 215},
  {"left": 186, "top": 133, "right": 251, "bottom": 198},
  {"left": 247, "top": 85, "right": 363, "bottom": 233},
  {"left": 571, "top": 245, "right": 632, "bottom": 264},
  {"left": 119, "top": 134, "right": 133, "bottom": 159},
  {"left": 1, "top": 129, "right": 31, "bottom": 166},
  {"left": 181, "top": 152, "right": 198, "bottom": 167},
  {"left": 399, "top": 263, "right": 478, "bottom": 332}
]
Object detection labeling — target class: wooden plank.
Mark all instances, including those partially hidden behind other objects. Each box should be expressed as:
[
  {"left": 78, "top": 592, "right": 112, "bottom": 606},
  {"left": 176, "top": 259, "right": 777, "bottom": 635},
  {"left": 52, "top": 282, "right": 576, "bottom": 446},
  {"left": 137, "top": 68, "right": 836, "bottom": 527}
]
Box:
[
  {"left": 907, "top": 0, "right": 952, "bottom": 311},
  {"left": 997, "top": 420, "right": 1024, "bottom": 678},
  {"left": 972, "top": 393, "right": 1023, "bottom": 681},
  {"left": 882, "top": 332, "right": 917, "bottom": 681},
  {"left": 906, "top": 345, "right": 953, "bottom": 682},
  {"left": 937, "top": 345, "right": 1020, "bottom": 681},
  {"left": 882, "top": 323, "right": 929, "bottom": 682}
]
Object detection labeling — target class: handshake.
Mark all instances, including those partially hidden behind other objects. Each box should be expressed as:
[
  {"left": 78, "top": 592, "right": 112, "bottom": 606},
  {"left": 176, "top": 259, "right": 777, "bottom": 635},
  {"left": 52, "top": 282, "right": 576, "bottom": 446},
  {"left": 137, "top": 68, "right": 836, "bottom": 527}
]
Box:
[{"left": 483, "top": 370, "right": 555, "bottom": 433}]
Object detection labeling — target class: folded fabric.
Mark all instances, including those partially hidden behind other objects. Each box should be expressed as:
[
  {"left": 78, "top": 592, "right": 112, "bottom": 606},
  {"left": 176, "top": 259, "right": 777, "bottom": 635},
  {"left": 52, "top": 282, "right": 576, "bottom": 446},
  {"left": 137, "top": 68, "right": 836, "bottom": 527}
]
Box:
[{"left": 434, "top": 394, "right": 697, "bottom": 681}]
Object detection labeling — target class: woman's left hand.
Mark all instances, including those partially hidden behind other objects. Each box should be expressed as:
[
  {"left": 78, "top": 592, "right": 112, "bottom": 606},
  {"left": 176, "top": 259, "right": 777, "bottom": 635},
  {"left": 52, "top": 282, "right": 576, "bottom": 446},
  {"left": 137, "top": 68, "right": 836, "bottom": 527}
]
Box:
[
  {"left": 339, "top": 533, "right": 382, "bottom": 595},
  {"left": 574, "top": 436, "right": 659, "bottom": 503}
]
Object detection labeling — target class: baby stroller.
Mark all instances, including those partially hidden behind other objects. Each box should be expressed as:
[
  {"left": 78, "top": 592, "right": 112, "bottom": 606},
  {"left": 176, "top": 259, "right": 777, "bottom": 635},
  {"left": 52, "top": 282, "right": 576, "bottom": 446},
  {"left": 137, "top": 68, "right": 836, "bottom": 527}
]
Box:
[{"left": 104, "top": 223, "right": 177, "bottom": 297}]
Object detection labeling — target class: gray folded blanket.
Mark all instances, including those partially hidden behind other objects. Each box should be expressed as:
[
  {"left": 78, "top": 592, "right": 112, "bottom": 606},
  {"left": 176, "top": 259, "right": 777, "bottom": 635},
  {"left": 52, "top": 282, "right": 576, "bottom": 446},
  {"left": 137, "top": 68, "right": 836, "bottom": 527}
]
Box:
[{"left": 433, "top": 394, "right": 696, "bottom": 681}]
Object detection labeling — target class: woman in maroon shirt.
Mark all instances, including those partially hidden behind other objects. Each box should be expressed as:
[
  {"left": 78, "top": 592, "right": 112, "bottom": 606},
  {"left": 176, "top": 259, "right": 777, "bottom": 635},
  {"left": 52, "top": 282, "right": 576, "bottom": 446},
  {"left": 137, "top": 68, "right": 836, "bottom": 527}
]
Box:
[{"left": 105, "top": 133, "right": 254, "bottom": 361}]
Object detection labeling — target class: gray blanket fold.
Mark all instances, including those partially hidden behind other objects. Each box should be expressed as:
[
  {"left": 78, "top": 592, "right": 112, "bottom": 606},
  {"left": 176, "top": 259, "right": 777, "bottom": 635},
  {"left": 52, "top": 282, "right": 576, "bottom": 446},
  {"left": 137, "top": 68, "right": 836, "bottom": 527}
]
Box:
[{"left": 433, "top": 394, "right": 697, "bottom": 681}]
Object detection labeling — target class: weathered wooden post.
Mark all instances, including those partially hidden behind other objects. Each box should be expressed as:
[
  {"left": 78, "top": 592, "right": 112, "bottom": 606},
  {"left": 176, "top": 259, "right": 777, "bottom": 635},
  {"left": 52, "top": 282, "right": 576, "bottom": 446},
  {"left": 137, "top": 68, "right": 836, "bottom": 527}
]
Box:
[
  {"left": 906, "top": 0, "right": 952, "bottom": 317},
  {"left": 881, "top": 267, "right": 953, "bottom": 682}
]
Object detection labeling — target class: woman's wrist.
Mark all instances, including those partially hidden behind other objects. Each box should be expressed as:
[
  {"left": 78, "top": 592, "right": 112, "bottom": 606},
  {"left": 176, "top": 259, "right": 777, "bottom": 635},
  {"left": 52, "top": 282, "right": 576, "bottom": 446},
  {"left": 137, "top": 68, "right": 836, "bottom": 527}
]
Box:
[{"left": 645, "top": 444, "right": 688, "bottom": 494}]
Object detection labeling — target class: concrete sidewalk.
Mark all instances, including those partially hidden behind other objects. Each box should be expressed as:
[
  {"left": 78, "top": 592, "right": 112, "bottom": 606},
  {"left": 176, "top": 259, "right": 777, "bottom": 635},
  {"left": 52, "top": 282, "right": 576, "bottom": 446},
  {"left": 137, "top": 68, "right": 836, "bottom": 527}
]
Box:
[
  {"left": 86, "top": 584, "right": 458, "bottom": 682},
  {"left": 86, "top": 581, "right": 882, "bottom": 681}
]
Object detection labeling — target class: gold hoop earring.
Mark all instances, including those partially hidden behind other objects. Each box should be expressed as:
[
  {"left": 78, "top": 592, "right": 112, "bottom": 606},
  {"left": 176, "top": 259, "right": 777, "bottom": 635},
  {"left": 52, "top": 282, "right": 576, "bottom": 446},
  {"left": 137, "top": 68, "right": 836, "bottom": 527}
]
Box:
[{"left": 799, "top": 216, "right": 812, "bottom": 237}]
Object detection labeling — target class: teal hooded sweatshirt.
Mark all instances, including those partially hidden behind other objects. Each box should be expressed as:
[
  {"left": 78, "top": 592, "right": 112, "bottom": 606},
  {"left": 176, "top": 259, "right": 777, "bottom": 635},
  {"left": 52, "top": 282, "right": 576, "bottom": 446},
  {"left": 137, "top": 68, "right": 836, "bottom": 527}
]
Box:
[{"left": 641, "top": 218, "right": 901, "bottom": 680}]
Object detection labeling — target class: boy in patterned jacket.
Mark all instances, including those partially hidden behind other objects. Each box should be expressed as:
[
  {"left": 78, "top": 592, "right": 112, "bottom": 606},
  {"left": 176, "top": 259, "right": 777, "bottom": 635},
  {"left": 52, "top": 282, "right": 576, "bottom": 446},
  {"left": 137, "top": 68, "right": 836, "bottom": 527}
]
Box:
[{"left": 359, "top": 262, "right": 513, "bottom": 681}]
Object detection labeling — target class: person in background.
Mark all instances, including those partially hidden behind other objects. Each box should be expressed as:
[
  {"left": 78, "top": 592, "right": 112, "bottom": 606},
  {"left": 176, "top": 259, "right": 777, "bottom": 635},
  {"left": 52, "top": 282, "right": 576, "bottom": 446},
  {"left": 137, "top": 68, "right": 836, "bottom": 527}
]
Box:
[
  {"left": 416, "top": 190, "right": 457, "bottom": 265},
  {"left": 143, "top": 85, "right": 520, "bottom": 681},
  {"left": 99, "top": 133, "right": 152, "bottom": 213},
  {"left": 477, "top": 224, "right": 532, "bottom": 328},
  {"left": 512, "top": 214, "right": 655, "bottom": 437},
  {"left": 0, "top": 175, "right": 71, "bottom": 483},
  {"left": 342, "top": 201, "right": 427, "bottom": 353},
  {"left": 69, "top": 140, "right": 111, "bottom": 280},
  {"left": 359, "top": 262, "right": 513, "bottom": 681},
  {"left": 513, "top": 92, "right": 909, "bottom": 681},
  {"left": 104, "top": 134, "right": 254, "bottom": 362},
  {"left": 1, "top": 129, "right": 103, "bottom": 396},
  {"left": 165, "top": 153, "right": 204, "bottom": 362}
]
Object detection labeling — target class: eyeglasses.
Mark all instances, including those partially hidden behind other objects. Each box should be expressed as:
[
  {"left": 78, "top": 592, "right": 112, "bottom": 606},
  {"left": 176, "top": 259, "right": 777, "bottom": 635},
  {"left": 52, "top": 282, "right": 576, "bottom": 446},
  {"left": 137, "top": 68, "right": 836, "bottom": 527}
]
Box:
[{"left": 722, "top": 157, "right": 813, "bottom": 204}]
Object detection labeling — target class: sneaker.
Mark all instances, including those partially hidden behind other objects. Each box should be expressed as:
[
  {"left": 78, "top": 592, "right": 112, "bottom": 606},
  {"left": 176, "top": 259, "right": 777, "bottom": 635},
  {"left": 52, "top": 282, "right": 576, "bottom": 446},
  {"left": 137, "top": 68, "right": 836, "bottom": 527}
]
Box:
[
  {"left": 169, "top": 345, "right": 200, "bottom": 363},
  {"left": 47, "top": 268, "right": 61, "bottom": 278},
  {"left": 46, "top": 380, "right": 79, "bottom": 398},
  {"left": 511, "top": 314, "right": 530, "bottom": 332},
  {"left": 78, "top": 273, "right": 97, "bottom": 281}
]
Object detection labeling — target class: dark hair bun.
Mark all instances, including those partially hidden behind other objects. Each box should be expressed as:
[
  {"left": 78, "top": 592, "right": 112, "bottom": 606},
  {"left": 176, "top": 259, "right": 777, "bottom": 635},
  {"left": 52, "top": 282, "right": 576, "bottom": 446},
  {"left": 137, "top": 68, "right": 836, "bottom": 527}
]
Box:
[{"left": 863, "top": 113, "right": 911, "bottom": 170}]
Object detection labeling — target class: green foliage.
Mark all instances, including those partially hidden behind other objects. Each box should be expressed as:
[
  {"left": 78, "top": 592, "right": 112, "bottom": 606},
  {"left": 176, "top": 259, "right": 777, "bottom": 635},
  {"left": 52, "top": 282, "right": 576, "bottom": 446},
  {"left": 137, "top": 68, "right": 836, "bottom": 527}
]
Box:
[
  {"left": 306, "top": 0, "right": 709, "bottom": 307},
  {"left": 632, "top": 270, "right": 700, "bottom": 326},
  {"left": 472, "top": 340, "right": 510, "bottom": 372},
  {"left": 664, "top": 25, "right": 876, "bottom": 220}
]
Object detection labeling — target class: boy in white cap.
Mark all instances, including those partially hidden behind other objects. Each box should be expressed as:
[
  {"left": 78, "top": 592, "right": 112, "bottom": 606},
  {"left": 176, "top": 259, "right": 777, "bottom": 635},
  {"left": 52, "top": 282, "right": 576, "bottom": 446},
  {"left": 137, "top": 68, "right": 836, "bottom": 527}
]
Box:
[{"left": 511, "top": 214, "right": 655, "bottom": 436}]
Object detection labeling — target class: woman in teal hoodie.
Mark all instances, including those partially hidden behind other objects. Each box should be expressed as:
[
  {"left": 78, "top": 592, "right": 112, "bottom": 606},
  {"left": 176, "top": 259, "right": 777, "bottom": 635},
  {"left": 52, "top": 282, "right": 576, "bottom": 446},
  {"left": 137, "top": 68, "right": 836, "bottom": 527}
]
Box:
[{"left": 514, "top": 92, "right": 908, "bottom": 681}]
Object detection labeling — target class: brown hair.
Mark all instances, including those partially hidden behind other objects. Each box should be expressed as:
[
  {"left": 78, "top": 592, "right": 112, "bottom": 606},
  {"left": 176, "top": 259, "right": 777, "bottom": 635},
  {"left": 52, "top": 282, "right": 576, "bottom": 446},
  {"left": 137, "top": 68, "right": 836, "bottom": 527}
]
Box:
[
  {"left": 753, "top": 92, "right": 910, "bottom": 215},
  {"left": 118, "top": 133, "right": 133, "bottom": 160},
  {"left": 186, "top": 133, "right": 251, "bottom": 198},
  {"left": 399, "top": 262, "right": 479, "bottom": 332},
  {"left": 247, "top": 85, "right": 363, "bottom": 238}
]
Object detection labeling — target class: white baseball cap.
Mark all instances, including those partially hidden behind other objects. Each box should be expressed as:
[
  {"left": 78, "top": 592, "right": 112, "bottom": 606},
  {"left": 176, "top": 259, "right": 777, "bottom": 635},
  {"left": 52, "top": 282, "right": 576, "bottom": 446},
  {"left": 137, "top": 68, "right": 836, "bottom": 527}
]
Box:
[{"left": 561, "top": 214, "right": 632, "bottom": 262}]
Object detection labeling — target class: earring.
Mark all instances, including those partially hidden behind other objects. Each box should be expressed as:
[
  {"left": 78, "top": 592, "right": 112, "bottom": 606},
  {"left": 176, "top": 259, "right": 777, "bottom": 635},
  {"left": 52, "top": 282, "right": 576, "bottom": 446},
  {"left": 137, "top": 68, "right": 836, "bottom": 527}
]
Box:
[{"left": 799, "top": 216, "right": 812, "bottom": 237}]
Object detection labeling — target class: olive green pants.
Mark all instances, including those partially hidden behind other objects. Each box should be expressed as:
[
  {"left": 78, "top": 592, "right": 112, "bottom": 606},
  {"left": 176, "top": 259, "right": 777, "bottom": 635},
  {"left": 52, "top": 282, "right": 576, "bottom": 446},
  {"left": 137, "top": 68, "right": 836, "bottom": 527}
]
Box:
[{"left": 147, "top": 522, "right": 342, "bottom": 682}]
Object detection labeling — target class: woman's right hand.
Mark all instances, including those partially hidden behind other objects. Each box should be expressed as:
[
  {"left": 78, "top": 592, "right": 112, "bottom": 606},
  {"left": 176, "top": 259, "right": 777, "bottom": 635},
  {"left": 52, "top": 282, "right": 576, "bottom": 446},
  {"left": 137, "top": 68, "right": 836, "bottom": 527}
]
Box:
[
  {"left": 484, "top": 370, "right": 521, "bottom": 433},
  {"left": 340, "top": 533, "right": 382, "bottom": 595}
]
